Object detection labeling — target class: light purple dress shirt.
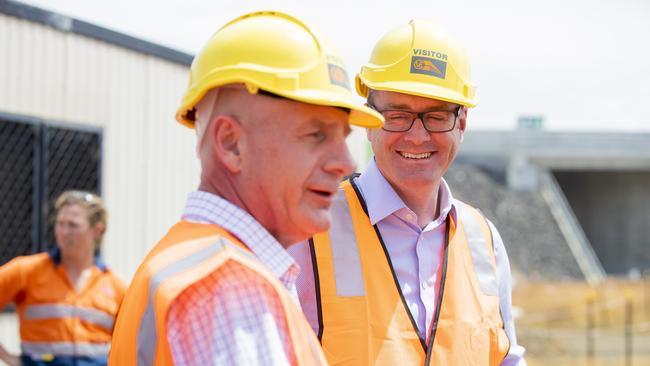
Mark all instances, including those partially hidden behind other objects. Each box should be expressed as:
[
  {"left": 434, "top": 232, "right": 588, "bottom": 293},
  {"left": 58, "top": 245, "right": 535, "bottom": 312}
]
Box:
[{"left": 288, "top": 159, "right": 527, "bottom": 365}]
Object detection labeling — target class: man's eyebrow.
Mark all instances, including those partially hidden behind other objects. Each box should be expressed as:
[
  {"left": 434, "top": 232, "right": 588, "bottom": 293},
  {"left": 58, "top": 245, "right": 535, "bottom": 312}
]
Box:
[
  {"left": 382, "top": 103, "right": 457, "bottom": 112},
  {"left": 381, "top": 102, "right": 412, "bottom": 110},
  {"left": 307, "top": 117, "right": 351, "bottom": 134},
  {"left": 306, "top": 118, "right": 330, "bottom": 130}
]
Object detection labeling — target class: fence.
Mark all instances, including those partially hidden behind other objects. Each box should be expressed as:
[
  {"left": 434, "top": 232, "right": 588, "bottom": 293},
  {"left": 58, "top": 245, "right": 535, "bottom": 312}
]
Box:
[
  {"left": 515, "top": 279, "right": 650, "bottom": 366},
  {"left": 0, "top": 112, "right": 101, "bottom": 266}
]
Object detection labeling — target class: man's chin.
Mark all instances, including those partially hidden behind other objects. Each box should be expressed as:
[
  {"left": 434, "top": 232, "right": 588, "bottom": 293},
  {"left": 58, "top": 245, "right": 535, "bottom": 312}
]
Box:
[
  {"left": 395, "top": 173, "right": 440, "bottom": 189},
  {"left": 279, "top": 212, "right": 331, "bottom": 246},
  {"left": 301, "top": 211, "right": 332, "bottom": 236}
]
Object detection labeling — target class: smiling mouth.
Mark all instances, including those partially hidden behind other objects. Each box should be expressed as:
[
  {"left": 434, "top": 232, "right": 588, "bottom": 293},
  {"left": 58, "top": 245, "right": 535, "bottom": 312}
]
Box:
[{"left": 398, "top": 151, "right": 432, "bottom": 159}]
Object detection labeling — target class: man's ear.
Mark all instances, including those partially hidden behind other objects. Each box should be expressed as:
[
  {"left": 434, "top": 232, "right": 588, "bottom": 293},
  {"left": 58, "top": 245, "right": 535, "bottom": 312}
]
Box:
[
  {"left": 209, "top": 115, "right": 243, "bottom": 173},
  {"left": 366, "top": 127, "right": 375, "bottom": 141},
  {"left": 92, "top": 222, "right": 105, "bottom": 247},
  {"left": 458, "top": 107, "right": 468, "bottom": 143},
  {"left": 459, "top": 107, "right": 468, "bottom": 132}
]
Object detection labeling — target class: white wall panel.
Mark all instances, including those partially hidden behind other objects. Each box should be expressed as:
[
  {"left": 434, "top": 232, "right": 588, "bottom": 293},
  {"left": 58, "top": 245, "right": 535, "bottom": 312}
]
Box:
[{"left": 0, "top": 13, "right": 198, "bottom": 283}]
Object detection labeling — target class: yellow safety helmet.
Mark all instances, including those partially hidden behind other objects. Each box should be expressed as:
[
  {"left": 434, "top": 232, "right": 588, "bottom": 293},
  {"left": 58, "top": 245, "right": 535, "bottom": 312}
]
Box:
[
  {"left": 176, "top": 11, "right": 383, "bottom": 128},
  {"left": 356, "top": 20, "right": 478, "bottom": 107}
]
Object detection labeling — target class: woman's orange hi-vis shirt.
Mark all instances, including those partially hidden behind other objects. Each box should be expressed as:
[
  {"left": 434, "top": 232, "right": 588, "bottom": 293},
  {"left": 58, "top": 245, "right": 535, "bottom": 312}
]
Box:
[{"left": 0, "top": 248, "right": 126, "bottom": 365}]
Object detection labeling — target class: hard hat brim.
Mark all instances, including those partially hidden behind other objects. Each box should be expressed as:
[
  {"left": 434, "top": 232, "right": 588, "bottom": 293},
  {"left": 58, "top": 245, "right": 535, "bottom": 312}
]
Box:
[
  {"left": 176, "top": 78, "right": 384, "bottom": 129},
  {"left": 357, "top": 76, "right": 479, "bottom": 108},
  {"left": 277, "top": 88, "right": 384, "bottom": 129}
]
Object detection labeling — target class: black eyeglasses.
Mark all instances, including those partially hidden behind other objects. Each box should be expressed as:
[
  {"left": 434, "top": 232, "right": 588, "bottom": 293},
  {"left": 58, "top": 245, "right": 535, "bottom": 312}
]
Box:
[{"left": 367, "top": 102, "right": 462, "bottom": 133}]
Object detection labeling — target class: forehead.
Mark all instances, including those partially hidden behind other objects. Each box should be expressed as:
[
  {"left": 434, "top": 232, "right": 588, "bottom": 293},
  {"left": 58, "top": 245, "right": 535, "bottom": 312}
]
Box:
[
  {"left": 56, "top": 204, "right": 88, "bottom": 220},
  {"left": 254, "top": 97, "right": 351, "bottom": 131},
  {"left": 371, "top": 90, "right": 455, "bottom": 110}
]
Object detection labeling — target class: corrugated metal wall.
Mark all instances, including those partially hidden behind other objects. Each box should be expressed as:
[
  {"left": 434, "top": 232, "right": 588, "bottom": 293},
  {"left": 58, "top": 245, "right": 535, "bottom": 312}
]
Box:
[
  {"left": 0, "top": 12, "right": 199, "bottom": 351},
  {"left": 0, "top": 13, "right": 199, "bottom": 282}
]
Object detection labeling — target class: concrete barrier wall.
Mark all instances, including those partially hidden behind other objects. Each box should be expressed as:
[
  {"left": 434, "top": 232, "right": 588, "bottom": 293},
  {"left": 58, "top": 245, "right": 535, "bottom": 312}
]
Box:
[{"left": 554, "top": 171, "right": 650, "bottom": 275}]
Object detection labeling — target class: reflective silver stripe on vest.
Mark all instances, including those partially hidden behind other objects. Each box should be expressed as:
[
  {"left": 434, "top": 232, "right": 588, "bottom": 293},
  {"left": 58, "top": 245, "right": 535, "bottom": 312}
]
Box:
[
  {"left": 457, "top": 202, "right": 499, "bottom": 296},
  {"left": 22, "top": 341, "right": 109, "bottom": 357},
  {"left": 137, "top": 238, "right": 249, "bottom": 366},
  {"left": 24, "top": 304, "right": 114, "bottom": 330},
  {"left": 328, "top": 189, "right": 365, "bottom": 296},
  {"left": 327, "top": 193, "right": 498, "bottom": 298}
]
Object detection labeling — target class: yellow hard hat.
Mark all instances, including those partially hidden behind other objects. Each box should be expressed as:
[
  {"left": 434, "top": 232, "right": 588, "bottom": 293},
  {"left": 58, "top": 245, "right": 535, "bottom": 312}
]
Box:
[
  {"left": 176, "top": 11, "right": 383, "bottom": 128},
  {"left": 356, "top": 20, "right": 478, "bottom": 107}
]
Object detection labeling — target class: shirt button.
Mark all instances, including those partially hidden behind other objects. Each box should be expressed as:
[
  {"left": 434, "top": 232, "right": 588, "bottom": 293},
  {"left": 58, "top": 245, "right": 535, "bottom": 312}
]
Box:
[{"left": 405, "top": 213, "right": 414, "bottom": 221}]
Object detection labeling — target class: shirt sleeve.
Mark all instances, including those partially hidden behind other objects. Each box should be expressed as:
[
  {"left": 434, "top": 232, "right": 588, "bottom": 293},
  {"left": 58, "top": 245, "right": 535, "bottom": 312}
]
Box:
[
  {"left": 166, "top": 260, "right": 295, "bottom": 366},
  {"left": 488, "top": 220, "right": 527, "bottom": 366},
  {"left": 0, "top": 256, "right": 30, "bottom": 308}
]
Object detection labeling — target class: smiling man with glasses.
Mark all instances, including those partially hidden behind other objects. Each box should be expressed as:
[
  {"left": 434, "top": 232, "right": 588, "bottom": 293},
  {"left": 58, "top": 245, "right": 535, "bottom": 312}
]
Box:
[
  {"left": 289, "top": 20, "right": 527, "bottom": 365},
  {"left": 367, "top": 101, "right": 462, "bottom": 133}
]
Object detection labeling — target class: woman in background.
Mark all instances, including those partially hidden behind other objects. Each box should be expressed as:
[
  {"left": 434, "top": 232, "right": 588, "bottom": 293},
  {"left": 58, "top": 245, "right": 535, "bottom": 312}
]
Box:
[{"left": 0, "top": 191, "right": 126, "bottom": 366}]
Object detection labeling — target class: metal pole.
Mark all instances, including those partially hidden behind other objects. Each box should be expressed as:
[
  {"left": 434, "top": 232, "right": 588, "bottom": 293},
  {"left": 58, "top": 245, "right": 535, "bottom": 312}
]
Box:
[
  {"left": 587, "top": 290, "right": 595, "bottom": 365},
  {"left": 625, "top": 292, "right": 633, "bottom": 366},
  {"left": 645, "top": 271, "right": 650, "bottom": 318}
]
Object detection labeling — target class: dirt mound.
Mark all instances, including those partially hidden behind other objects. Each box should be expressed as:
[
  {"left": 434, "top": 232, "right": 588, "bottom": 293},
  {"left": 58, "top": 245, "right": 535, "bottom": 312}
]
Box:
[{"left": 445, "top": 163, "right": 584, "bottom": 281}]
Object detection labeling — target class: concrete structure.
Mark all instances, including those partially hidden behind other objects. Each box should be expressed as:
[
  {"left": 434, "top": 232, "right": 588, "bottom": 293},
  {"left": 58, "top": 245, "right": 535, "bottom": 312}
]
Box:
[{"left": 458, "top": 129, "right": 650, "bottom": 279}]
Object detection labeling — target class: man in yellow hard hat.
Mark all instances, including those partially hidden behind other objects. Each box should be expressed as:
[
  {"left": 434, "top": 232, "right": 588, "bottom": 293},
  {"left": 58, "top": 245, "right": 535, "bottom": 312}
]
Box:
[
  {"left": 108, "top": 11, "right": 382, "bottom": 365},
  {"left": 289, "top": 20, "right": 527, "bottom": 365}
]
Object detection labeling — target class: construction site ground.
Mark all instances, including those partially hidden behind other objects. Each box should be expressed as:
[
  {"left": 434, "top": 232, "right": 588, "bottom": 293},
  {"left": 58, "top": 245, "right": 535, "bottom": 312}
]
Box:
[{"left": 514, "top": 279, "right": 650, "bottom": 366}]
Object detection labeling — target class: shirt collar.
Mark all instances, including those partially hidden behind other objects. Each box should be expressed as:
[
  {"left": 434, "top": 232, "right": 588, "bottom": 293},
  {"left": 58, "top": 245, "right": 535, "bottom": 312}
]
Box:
[
  {"left": 430, "top": 178, "right": 456, "bottom": 229},
  {"left": 48, "top": 247, "right": 107, "bottom": 272},
  {"left": 357, "top": 158, "right": 458, "bottom": 227},
  {"left": 357, "top": 159, "right": 407, "bottom": 225},
  {"left": 181, "top": 190, "right": 297, "bottom": 281}
]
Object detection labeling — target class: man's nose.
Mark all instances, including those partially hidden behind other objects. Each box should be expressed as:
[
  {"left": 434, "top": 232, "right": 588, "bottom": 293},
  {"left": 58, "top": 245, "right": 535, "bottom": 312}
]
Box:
[
  {"left": 403, "top": 118, "right": 432, "bottom": 144},
  {"left": 325, "top": 137, "right": 355, "bottom": 177}
]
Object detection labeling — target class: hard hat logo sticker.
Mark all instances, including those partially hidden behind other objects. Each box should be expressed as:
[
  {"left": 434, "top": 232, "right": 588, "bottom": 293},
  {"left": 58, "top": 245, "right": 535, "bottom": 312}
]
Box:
[
  {"left": 410, "top": 56, "right": 447, "bottom": 79},
  {"left": 328, "top": 64, "right": 350, "bottom": 89}
]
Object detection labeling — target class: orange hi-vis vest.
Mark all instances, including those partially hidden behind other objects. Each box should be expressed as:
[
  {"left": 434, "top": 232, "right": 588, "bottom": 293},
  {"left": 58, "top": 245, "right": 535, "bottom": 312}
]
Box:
[
  {"left": 109, "top": 221, "right": 327, "bottom": 366},
  {"left": 310, "top": 178, "right": 510, "bottom": 365},
  {"left": 0, "top": 248, "right": 124, "bottom": 363}
]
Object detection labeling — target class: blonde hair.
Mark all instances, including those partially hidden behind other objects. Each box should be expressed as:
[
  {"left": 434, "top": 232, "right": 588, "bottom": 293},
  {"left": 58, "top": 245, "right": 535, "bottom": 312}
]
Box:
[{"left": 54, "top": 190, "right": 107, "bottom": 247}]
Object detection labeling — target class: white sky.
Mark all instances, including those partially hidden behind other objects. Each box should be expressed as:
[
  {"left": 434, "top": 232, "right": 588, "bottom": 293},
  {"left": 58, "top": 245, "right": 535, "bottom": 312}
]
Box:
[{"left": 18, "top": 0, "right": 650, "bottom": 132}]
